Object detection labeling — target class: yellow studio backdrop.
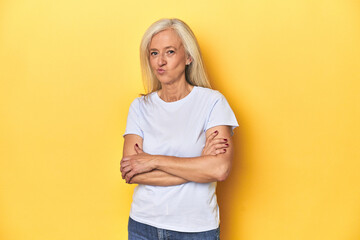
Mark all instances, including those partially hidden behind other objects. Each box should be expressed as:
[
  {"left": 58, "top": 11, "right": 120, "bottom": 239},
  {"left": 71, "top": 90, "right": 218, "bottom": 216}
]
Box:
[{"left": 0, "top": 0, "right": 359, "bottom": 239}]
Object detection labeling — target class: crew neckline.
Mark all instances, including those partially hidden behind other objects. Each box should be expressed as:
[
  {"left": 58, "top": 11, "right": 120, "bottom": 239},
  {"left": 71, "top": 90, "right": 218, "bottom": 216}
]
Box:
[{"left": 154, "top": 86, "right": 198, "bottom": 105}]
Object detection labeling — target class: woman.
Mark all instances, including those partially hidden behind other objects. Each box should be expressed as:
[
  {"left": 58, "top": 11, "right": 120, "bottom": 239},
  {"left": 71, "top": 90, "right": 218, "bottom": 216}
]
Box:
[{"left": 121, "top": 18, "right": 238, "bottom": 240}]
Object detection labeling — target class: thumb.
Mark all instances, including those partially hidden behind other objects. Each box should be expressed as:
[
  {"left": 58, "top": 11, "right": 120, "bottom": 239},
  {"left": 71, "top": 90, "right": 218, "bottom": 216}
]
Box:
[{"left": 134, "top": 143, "right": 144, "bottom": 154}]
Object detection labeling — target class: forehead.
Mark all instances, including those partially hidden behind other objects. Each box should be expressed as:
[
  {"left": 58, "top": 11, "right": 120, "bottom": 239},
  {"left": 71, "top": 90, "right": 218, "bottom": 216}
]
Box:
[{"left": 149, "top": 29, "right": 183, "bottom": 49}]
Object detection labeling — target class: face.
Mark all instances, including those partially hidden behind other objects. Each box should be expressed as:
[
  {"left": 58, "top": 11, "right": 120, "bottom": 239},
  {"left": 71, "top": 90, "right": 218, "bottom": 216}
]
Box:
[{"left": 149, "top": 29, "right": 191, "bottom": 85}]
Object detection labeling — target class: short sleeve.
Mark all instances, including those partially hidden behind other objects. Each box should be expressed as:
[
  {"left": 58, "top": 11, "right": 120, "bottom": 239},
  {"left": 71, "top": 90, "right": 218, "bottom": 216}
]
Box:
[
  {"left": 123, "top": 98, "right": 144, "bottom": 138},
  {"left": 205, "top": 93, "right": 239, "bottom": 135}
]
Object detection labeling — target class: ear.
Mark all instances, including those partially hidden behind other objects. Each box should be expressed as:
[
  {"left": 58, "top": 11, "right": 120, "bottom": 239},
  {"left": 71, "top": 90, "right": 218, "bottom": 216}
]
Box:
[{"left": 186, "top": 56, "right": 192, "bottom": 65}]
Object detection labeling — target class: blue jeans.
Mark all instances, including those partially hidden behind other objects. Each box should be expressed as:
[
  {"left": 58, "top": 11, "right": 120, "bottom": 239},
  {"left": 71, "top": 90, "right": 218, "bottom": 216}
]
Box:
[{"left": 128, "top": 217, "right": 220, "bottom": 240}]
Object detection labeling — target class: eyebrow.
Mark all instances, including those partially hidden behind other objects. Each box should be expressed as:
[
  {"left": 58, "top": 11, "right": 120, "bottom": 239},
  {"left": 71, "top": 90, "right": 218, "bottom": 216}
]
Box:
[{"left": 149, "top": 46, "right": 178, "bottom": 51}]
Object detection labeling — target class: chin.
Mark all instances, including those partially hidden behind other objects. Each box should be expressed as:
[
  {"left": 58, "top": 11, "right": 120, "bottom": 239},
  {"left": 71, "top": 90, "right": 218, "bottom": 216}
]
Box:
[{"left": 157, "top": 77, "right": 174, "bottom": 85}]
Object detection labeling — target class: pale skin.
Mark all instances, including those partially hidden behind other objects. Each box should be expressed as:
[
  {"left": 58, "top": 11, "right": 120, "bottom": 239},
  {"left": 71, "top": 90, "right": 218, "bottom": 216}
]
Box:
[{"left": 120, "top": 28, "right": 235, "bottom": 186}]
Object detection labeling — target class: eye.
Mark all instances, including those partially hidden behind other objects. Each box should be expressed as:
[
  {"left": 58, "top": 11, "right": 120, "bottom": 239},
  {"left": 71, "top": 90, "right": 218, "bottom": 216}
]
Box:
[
  {"left": 150, "top": 51, "right": 158, "bottom": 56},
  {"left": 167, "top": 50, "right": 175, "bottom": 54}
]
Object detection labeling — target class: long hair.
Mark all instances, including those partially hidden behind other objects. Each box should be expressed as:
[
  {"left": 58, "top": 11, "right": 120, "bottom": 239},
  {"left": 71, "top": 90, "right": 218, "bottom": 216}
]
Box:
[{"left": 140, "top": 18, "right": 211, "bottom": 95}]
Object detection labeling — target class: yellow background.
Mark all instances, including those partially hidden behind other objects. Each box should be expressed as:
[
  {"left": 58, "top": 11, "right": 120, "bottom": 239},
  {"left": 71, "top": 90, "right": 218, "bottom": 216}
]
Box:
[{"left": 1, "top": 0, "right": 359, "bottom": 239}]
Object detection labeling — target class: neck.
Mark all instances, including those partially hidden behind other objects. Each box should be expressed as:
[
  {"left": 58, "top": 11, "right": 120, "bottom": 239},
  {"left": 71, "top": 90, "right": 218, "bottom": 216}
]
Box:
[{"left": 158, "top": 81, "right": 194, "bottom": 102}]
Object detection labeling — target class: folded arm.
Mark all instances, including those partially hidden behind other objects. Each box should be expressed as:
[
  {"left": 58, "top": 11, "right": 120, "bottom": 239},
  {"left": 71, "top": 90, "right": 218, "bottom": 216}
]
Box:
[
  {"left": 128, "top": 169, "right": 188, "bottom": 186},
  {"left": 121, "top": 134, "right": 188, "bottom": 186},
  {"left": 121, "top": 125, "right": 233, "bottom": 185}
]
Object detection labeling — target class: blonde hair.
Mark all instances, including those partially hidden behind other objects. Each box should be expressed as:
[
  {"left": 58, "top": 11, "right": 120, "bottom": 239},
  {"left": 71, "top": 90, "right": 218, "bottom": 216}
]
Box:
[{"left": 140, "top": 18, "right": 211, "bottom": 95}]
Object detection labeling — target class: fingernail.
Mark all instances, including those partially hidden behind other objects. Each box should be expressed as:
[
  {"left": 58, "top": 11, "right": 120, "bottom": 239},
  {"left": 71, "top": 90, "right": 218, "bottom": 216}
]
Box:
[
  {"left": 135, "top": 143, "right": 139, "bottom": 147},
  {"left": 214, "top": 130, "right": 218, "bottom": 133},
  {"left": 225, "top": 143, "right": 229, "bottom": 147},
  {"left": 224, "top": 139, "right": 228, "bottom": 142},
  {"left": 223, "top": 149, "right": 227, "bottom": 153}
]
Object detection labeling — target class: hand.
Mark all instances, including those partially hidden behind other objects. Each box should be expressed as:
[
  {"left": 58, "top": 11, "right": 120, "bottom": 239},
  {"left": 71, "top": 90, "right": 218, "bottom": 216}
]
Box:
[
  {"left": 201, "top": 130, "right": 229, "bottom": 156},
  {"left": 120, "top": 144, "right": 156, "bottom": 183}
]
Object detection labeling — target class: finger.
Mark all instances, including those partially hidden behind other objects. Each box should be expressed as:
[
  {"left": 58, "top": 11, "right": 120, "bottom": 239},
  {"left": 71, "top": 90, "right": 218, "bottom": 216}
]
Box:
[
  {"left": 120, "top": 159, "right": 130, "bottom": 169},
  {"left": 121, "top": 166, "right": 132, "bottom": 179},
  {"left": 120, "top": 162, "right": 130, "bottom": 172},
  {"left": 207, "top": 151, "right": 217, "bottom": 156},
  {"left": 125, "top": 173, "right": 132, "bottom": 183},
  {"left": 134, "top": 143, "right": 144, "bottom": 154},
  {"left": 210, "top": 137, "right": 228, "bottom": 144},
  {"left": 125, "top": 170, "right": 137, "bottom": 183},
  {"left": 120, "top": 157, "right": 129, "bottom": 167},
  {"left": 208, "top": 139, "right": 228, "bottom": 149},
  {"left": 213, "top": 143, "right": 230, "bottom": 150},
  {"left": 209, "top": 143, "right": 229, "bottom": 156},
  {"left": 122, "top": 169, "right": 131, "bottom": 179},
  {"left": 205, "top": 130, "right": 218, "bottom": 145},
  {"left": 206, "top": 130, "right": 219, "bottom": 143},
  {"left": 215, "top": 148, "right": 227, "bottom": 155}
]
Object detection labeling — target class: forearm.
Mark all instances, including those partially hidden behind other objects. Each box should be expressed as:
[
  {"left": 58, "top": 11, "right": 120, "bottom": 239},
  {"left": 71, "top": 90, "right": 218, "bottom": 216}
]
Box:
[
  {"left": 154, "top": 154, "right": 232, "bottom": 183},
  {"left": 129, "top": 170, "right": 188, "bottom": 186},
  {"left": 121, "top": 126, "right": 234, "bottom": 184}
]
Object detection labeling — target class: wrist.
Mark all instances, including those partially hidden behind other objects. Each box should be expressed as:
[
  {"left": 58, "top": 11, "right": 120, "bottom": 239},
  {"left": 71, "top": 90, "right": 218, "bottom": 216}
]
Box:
[{"left": 152, "top": 155, "right": 162, "bottom": 170}]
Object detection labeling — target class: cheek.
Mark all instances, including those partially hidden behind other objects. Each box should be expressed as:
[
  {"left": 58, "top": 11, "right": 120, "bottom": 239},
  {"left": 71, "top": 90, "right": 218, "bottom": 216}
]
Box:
[
  {"left": 174, "top": 61, "right": 186, "bottom": 72},
  {"left": 172, "top": 56, "right": 186, "bottom": 70},
  {"left": 149, "top": 59, "right": 157, "bottom": 70}
]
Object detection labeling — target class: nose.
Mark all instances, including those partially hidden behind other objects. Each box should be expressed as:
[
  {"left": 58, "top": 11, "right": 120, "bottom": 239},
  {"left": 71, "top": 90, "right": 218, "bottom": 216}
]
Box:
[{"left": 157, "top": 54, "right": 166, "bottom": 66}]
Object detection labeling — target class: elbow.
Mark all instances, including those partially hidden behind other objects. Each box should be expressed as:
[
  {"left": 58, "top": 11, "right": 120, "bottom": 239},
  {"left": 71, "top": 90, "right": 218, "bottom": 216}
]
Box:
[
  {"left": 215, "top": 163, "right": 231, "bottom": 182},
  {"left": 216, "top": 169, "right": 230, "bottom": 182}
]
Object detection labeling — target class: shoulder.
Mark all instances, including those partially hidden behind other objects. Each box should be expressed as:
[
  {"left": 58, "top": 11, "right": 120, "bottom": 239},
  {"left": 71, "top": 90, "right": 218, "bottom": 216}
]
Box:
[
  {"left": 195, "top": 86, "right": 225, "bottom": 101},
  {"left": 128, "top": 95, "right": 144, "bottom": 111},
  {"left": 129, "top": 92, "right": 158, "bottom": 110},
  {"left": 129, "top": 96, "right": 142, "bottom": 107},
  {"left": 130, "top": 92, "right": 155, "bottom": 104}
]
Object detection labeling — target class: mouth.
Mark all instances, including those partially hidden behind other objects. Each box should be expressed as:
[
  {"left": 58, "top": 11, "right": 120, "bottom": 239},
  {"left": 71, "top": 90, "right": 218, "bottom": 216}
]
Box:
[{"left": 157, "top": 68, "right": 165, "bottom": 74}]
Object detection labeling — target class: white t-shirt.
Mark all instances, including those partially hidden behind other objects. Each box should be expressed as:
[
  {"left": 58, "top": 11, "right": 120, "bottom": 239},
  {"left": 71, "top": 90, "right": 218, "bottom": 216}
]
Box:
[{"left": 123, "top": 86, "right": 239, "bottom": 232}]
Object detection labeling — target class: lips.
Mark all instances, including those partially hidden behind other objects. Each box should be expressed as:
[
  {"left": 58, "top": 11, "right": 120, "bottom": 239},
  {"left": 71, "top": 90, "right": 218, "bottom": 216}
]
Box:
[{"left": 157, "top": 68, "right": 165, "bottom": 74}]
